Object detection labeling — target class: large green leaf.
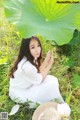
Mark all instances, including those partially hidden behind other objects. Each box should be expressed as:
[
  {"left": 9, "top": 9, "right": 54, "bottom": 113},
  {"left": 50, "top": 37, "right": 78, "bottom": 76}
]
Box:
[{"left": 4, "top": 0, "right": 80, "bottom": 45}]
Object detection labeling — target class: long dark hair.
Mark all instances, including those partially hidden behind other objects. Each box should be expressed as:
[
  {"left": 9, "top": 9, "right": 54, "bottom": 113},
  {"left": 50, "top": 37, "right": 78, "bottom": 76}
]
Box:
[{"left": 9, "top": 36, "right": 42, "bottom": 78}]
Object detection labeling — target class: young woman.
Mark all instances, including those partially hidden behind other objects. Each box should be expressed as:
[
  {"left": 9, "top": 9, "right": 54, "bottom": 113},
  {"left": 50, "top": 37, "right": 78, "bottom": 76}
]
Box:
[{"left": 9, "top": 36, "right": 64, "bottom": 104}]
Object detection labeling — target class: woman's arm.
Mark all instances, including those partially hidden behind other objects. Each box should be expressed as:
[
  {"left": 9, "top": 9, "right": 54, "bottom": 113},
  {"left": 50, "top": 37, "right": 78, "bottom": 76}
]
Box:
[
  {"left": 40, "top": 55, "right": 53, "bottom": 80},
  {"left": 39, "top": 51, "right": 52, "bottom": 71}
]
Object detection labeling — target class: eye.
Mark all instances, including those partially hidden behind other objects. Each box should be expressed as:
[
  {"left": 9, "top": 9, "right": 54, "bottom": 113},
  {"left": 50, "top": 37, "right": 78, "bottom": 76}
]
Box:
[
  {"left": 38, "top": 44, "right": 40, "bottom": 47},
  {"left": 31, "top": 46, "right": 35, "bottom": 49}
]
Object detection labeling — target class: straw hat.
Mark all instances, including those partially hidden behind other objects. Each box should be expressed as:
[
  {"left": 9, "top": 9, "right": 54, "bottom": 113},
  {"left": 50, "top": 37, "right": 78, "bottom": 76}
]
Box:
[{"left": 32, "top": 102, "right": 71, "bottom": 120}]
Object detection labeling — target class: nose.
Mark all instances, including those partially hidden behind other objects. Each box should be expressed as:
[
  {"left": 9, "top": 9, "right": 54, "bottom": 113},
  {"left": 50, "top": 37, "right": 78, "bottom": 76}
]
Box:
[{"left": 35, "top": 47, "right": 39, "bottom": 52}]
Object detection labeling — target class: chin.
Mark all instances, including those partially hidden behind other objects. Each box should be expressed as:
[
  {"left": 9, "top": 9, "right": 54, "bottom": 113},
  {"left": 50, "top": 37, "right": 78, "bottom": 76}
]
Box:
[{"left": 35, "top": 56, "right": 40, "bottom": 58}]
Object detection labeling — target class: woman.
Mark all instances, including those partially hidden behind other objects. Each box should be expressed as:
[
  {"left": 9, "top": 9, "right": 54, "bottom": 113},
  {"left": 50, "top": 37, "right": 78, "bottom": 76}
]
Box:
[{"left": 9, "top": 36, "right": 64, "bottom": 104}]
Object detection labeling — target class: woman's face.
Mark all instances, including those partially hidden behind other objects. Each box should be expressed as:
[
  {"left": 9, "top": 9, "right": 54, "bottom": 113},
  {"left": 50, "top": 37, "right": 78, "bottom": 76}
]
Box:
[{"left": 29, "top": 39, "right": 41, "bottom": 59}]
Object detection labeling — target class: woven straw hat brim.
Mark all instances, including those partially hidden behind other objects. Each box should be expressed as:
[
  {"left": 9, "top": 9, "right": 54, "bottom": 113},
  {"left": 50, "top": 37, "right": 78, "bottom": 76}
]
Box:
[{"left": 32, "top": 102, "right": 58, "bottom": 120}]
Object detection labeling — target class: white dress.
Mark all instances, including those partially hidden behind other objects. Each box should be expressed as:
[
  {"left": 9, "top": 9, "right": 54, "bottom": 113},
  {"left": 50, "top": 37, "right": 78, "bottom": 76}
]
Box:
[{"left": 9, "top": 57, "right": 64, "bottom": 104}]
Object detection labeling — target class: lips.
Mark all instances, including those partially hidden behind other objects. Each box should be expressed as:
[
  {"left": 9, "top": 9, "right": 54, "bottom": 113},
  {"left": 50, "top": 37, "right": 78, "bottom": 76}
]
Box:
[
  {"left": 35, "top": 54, "right": 39, "bottom": 56},
  {"left": 35, "top": 54, "right": 40, "bottom": 57},
  {"left": 35, "top": 53, "right": 39, "bottom": 55}
]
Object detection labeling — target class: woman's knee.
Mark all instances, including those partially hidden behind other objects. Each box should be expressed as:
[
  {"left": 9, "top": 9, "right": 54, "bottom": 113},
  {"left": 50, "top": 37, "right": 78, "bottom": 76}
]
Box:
[{"left": 46, "top": 75, "right": 59, "bottom": 85}]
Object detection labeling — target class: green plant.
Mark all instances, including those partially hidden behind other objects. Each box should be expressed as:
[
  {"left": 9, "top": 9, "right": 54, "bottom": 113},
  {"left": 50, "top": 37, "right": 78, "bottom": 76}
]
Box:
[{"left": 4, "top": 0, "right": 80, "bottom": 45}]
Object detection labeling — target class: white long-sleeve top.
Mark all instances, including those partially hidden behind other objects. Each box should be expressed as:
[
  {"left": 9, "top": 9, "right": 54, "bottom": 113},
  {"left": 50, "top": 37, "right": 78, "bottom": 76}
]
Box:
[{"left": 10, "top": 57, "right": 43, "bottom": 89}]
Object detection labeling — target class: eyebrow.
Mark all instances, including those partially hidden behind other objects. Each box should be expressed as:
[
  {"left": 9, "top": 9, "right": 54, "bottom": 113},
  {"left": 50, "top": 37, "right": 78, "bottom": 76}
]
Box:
[
  {"left": 30, "top": 43, "right": 40, "bottom": 47},
  {"left": 30, "top": 45, "right": 35, "bottom": 47}
]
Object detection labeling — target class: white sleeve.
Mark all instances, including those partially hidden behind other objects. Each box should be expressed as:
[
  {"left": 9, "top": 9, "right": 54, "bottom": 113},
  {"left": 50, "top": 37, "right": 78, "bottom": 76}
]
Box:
[{"left": 22, "top": 61, "right": 43, "bottom": 84}]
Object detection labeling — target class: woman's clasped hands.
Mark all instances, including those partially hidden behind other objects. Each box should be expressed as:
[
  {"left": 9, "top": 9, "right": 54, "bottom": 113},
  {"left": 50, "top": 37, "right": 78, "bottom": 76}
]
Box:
[
  {"left": 39, "top": 50, "right": 54, "bottom": 79},
  {"left": 39, "top": 51, "right": 54, "bottom": 72},
  {"left": 45, "top": 50, "right": 54, "bottom": 66}
]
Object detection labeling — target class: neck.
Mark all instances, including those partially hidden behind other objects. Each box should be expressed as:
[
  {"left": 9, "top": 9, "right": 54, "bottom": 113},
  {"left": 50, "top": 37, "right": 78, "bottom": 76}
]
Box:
[{"left": 33, "top": 58, "right": 38, "bottom": 65}]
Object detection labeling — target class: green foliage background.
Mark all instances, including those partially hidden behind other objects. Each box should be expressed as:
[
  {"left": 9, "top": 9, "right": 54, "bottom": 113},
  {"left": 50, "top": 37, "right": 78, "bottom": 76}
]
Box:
[{"left": 0, "top": 1, "right": 80, "bottom": 120}]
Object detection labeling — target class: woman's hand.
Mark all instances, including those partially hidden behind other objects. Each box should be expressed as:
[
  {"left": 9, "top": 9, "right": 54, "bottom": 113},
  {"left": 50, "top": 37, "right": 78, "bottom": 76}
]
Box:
[
  {"left": 46, "top": 51, "right": 54, "bottom": 70},
  {"left": 45, "top": 51, "right": 52, "bottom": 63},
  {"left": 39, "top": 51, "right": 53, "bottom": 72},
  {"left": 40, "top": 51, "right": 52, "bottom": 70},
  {"left": 39, "top": 51, "right": 54, "bottom": 80},
  {"left": 48, "top": 55, "right": 54, "bottom": 67}
]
